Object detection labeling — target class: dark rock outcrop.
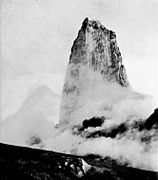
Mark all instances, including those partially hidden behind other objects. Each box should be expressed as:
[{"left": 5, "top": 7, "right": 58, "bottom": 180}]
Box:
[{"left": 73, "top": 109, "right": 158, "bottom": 142}]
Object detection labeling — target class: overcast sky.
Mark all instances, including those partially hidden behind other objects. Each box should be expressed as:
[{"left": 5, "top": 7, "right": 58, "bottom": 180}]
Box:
[{"left": 1, "top": 0, "right": 158, "bottom": 119}]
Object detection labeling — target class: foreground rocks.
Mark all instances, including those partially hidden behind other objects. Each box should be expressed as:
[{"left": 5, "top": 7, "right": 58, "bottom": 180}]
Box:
[{"left": 0, "top": 143, "right": 157, "bottom": 180}]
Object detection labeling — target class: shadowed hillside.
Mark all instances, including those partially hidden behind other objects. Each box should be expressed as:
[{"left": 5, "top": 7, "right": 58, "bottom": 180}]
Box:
[{"left": 0, "top": 143, "right": 157, "bottom": 180}]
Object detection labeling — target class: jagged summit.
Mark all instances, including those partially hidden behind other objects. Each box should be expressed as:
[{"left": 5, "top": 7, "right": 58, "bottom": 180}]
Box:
[
  {"left": 60, "top": 18, "right": 130, "bottom": 125},
  {"left": 69, "top": 18, "right": 129, "bottom": 86}
]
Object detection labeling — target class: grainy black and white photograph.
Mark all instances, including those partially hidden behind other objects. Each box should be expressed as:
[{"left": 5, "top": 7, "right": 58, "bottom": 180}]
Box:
[{"left": 0, "top": 0, "right": 158, "bottom": 179}]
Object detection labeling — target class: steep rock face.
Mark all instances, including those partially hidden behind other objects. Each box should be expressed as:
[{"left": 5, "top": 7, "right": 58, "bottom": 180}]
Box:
[
  {"left": 60, "top": 18, "right": 129, "bottom": 125},
  {"left": 69, "top": 18, "right": 129, "bottom": 86}
]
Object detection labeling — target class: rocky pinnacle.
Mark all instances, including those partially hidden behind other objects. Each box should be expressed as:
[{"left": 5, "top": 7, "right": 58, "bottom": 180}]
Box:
[{"left": 59, "top": 18, "right": 129, "bottom": 125}]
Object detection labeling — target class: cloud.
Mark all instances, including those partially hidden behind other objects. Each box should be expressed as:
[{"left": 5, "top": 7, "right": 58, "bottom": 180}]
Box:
[{"left": 1, "top": 71, "right": 157, "bottom": 171}]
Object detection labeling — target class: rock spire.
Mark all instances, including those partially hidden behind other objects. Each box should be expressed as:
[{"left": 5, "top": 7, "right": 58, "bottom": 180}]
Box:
[{"left": 59, "top": 18, "right": 129, "bottom": 125}]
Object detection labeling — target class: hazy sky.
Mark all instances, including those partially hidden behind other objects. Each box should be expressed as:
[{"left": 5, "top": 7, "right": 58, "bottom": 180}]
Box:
[{"left": 1, "top": 0, "right": 158, "bottom": 119}]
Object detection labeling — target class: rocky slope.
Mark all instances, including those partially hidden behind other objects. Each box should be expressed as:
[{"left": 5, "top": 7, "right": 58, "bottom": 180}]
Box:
[
  {"left": 0, "top": 143, "right": 158, "bottom": 180},
  {"left": 60, "top": 18, "right": 129, "bottom": 125}
]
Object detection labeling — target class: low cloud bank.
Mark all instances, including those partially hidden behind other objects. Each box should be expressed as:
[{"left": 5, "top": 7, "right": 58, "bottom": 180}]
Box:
[{"left": 0, "top": 81, "right": 157, "bottom": 171}]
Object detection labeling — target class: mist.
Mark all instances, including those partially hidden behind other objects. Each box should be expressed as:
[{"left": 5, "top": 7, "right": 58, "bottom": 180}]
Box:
[{"left": 0, "top": 72, "right": 157, "bottom": 171}]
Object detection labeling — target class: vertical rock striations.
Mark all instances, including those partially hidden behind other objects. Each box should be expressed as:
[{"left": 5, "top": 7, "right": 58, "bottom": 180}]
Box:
[{"left": 60, "top": 18, "right": 129, "bottom": 125}]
